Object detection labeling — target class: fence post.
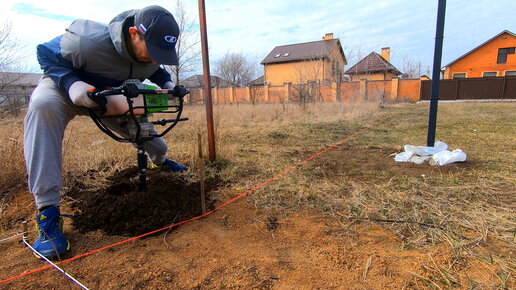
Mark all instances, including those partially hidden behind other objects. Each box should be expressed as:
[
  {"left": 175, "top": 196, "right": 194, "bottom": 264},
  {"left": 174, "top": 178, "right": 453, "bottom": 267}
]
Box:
[
  {"left": 418, "top": 76, "right": 429, "bottom": 101},
  {"left": 212, "top": 87, "right": 218, "bottom": 104},
  {"left": 359, "top": 79, "right": 367, "bottom": 102},
  {"left": 390, "top": 78, "right": 399, "bottom": 101},
  {"left": 199, "top": 88, "right": 205, "bottom": 104},
  {"left": 454, "top": 79, "right": 459, "bottom": 100},
  {"left": 331, "top": 82, "right": 338, "bottom": 102},
  {"left": 265, "top": 83, "right": 270, "bottom": 103},
  {"left": 229, "top": 86, "right": 235, "bottom": 103},
  {"left": 426, "top": 0, "right": 446, "bottom": 147},
  {"left": 501, "top": 77, "right": 507, "bottom": 99},
  {"left": 246, "top": 86, "right": 251, "bottom": 102},
  {"left": 284, "top": 82, "right": 290, "bottom": 103}
]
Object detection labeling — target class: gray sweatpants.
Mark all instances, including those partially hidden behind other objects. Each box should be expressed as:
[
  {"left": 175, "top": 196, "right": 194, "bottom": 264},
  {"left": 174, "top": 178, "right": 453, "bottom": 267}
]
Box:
[{"left": 24, "top": 76, "right": 168, "bottom": 209}]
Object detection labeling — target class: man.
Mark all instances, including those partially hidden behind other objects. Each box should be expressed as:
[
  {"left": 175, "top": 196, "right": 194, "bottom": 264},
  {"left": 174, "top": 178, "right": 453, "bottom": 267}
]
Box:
[{"left": 24, "top": 5, "right": 186, "bottom": 259}]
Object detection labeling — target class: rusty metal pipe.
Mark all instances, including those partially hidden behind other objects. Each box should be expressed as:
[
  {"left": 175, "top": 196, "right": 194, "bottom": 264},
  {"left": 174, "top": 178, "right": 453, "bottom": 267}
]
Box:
[{"left": 198, "top": 0, "right": 216, "bottom": 161}]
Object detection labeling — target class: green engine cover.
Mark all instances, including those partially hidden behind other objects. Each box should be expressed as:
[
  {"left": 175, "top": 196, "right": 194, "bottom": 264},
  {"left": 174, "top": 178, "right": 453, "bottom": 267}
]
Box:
[{"left": 143, "top": 84, "right": 169, "bottom": 113}]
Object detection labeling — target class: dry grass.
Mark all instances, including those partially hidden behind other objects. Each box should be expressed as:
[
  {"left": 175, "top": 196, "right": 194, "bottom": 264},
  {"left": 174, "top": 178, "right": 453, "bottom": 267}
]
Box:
[
  {"left": 242, "top": 102, "right": 516, "bottom": 288},
  {"left": 1, "top": 100, "right": 514, "bottom": 288},
  {"left": 0, "top": 101, "right": 380, "bottom": 212},
  {"left": 0, "top": 117, "right": 26, "bottom": 213}
]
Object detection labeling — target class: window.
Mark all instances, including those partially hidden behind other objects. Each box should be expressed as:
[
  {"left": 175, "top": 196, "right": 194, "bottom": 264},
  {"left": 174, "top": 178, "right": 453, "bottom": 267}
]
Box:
[
  {"left": 483, "top": 72, "right": 497, "bottom": 77},
  {"left": 283, "top": 53, "right": 290, "bottom": 57},
  {"left": 497, "top": 47, "right": 515, "bottom": 64},
  {"left": 274, "top": 54, "right": 281, "bottom": 58},
  {"left": 505, "top": 71, "right": 516, "bottom": 76},
  {"left": 453, "top": 73, "right": 466, "bottom": 79}
]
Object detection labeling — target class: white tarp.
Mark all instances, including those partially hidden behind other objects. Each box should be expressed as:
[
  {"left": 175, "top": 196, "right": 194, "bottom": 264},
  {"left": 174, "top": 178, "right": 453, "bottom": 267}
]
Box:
[{"left": 394, "top": 141, "right": 467, "bottom": 166}]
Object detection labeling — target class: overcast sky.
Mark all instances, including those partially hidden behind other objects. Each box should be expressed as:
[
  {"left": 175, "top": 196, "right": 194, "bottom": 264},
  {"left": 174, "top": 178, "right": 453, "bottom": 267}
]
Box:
[{"left": 2, "top": 0, "right": 515, "bottom": 77}]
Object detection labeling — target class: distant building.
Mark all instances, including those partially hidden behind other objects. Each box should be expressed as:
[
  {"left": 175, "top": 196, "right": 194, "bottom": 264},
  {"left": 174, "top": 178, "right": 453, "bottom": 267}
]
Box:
[
  {"left": 180, "top": 75, "right": 233, "bottom": 88},
  {"left": 442, "top": 30, "right": 516, "bottom": 79},
  {"left": 0, "top": 72, "right": 42, "bottom": 107},
  {"left": 345, "top": 48, "right": 401, "bottom": 81},
  {"left": 249, "top": 75, "right": 264, "bottom": 86},
  {"left": 261, "top": 33, "right": 347, "bottom": 86}
]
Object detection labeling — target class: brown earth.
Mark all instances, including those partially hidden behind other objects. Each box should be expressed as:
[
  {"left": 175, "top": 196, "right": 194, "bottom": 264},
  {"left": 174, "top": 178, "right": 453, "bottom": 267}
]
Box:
[
  {"left": 0, "top": 145, "right": 512, "bottom": 289},
  {"left": 71, "top": 168, "right": 222, "bottom": 236}
]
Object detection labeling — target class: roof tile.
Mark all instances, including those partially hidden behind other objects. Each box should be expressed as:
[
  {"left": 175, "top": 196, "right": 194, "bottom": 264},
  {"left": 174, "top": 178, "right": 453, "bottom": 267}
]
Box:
[
  {"left": 261, "top": 39, "right": 342, "bottom": 64},
  {"left": 345, "top": 52, "right": 401, "bottom": 75}
]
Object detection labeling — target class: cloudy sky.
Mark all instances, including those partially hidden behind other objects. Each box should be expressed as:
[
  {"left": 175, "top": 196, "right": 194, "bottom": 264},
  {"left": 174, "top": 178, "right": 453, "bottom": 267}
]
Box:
[{"left": 1, "top": 0, "right": 515, "bottom": 76}]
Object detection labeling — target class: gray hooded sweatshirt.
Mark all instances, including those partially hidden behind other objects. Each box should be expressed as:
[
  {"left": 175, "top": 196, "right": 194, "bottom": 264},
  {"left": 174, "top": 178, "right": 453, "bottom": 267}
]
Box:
[{"left": 37, "top": 9, "right": 172, "bottom": 92}]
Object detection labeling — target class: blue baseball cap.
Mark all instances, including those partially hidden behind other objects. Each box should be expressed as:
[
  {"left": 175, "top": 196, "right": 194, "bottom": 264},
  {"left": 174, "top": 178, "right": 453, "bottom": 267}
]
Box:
[{"left": 134, "top": 6, "right": 179, "bottom": 65}]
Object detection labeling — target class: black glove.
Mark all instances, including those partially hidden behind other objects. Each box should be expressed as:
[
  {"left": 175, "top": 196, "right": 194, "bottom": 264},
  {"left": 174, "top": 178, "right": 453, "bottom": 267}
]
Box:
[
  {"left": 87, "top": 88, "right": 108, "bottom": 115},
  {"left": 172, "top": 85, "right": 189, "bottom": 98}
]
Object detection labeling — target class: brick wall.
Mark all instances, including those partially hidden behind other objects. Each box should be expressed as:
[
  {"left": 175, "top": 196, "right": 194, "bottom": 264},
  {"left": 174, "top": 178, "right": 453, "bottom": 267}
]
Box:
[
  {"left": 397, "top": 79, "right": 421, "bottom": 101},
  {"left": 188, "top": 78, "right": 422, "bottom": 104}
]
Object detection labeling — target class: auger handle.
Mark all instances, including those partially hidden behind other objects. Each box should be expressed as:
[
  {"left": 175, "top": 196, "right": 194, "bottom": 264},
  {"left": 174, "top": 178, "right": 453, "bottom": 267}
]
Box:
[{"left": 87, "top": 84, "right": 189, "bottom": 100}]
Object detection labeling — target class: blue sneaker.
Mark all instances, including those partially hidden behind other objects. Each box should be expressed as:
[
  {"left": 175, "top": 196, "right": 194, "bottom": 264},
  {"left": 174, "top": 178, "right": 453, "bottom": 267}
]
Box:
[
  {"left": 153, "top": 159, "right": 187, "bottom": 172},
  {"left": 33, "top": 206, "right": 70, "bottom": 259}
]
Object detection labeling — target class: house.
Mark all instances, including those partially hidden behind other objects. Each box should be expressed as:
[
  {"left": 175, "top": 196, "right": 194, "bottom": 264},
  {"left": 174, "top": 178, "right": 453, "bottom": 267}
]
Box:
[
  {"left": 249, "top": 75, "right": 264, "bottom": 86},
  {"left": 344, "top": 48, "right": 401, "bottom": 81},
  {"left": 260, "top": 33, "right": 347, "bottom": 86},
  {"left": 0, "top": 72, "right": 42, "bottom": 107},
  {"left": 180, "top": 75, "right": 232, "bottom": 88},
  {"left": 442, "top": 30, "right": 516, "bottom": 79}
]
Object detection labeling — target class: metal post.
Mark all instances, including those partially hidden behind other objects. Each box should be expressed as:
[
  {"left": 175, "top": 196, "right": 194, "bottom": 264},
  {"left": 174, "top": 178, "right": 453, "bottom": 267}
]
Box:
[
  {"left": 198, "top": 133, "right": 206, "bottom": 214},
  {"left": 198, "top": 0, "right": 216, "bottom": 161},
  {"left": 22, "top": 221, "right": 28, "bottom": 242},
  {"left": 427, "top": 0, "right": 447, "bottom": 147},
  {"left": 137, "top": 144, "right": 147, "bottom": 191}
]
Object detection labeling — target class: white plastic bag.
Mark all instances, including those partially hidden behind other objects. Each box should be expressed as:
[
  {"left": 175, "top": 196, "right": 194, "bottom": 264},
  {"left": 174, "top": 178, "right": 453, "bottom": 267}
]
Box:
[
  {"left": 394, "top": 141, "right": 466, "bottom": 166},
  {"left": 394, "top": 151, "right": 413, "bottom": 162},
  {"left": 429, "top": 149, "right": 467, "bottom": 166},
  {"left": 408, "top": 141, "right": 448, "bottom": 156},
  {"left": 394, "top": 141, "right": 448, "bottom": 162}
]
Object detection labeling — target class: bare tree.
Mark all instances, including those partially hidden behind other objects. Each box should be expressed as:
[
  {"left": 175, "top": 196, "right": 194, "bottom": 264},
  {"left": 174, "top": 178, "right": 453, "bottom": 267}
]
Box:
[
  {"left": 290, "top": 45, "right": 328, "bottom": 107},
  {"left": 214, "top": 52, "right": 257, "bottom": 87},
  {"left": 291, "top": 62, "right": 322, "bottom": 107},
  {"left": 248, "top": 75, "right": 265, "bottom": 104},
  {"left": 0, "top": 20, "right": 31, "bottom": 118},
  {"left": 400, "top": 55, "right": 422, "bottom": 79},
  {"left": 165, "top": 0, "right": 201, "bottom": 85}
]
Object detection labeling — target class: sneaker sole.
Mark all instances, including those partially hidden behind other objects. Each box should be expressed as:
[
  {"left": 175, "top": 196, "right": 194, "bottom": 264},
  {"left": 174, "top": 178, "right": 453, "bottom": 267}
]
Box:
[{"left": 32, "top": 240, "right": 70, "bottom": 260}]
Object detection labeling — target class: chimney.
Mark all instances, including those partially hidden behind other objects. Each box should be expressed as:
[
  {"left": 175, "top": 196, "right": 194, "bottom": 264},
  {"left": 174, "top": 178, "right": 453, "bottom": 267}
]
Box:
[
  {"left": 381, "top": 47, "right": 390, "bottom": 62},
  {"left": 323, "top": 33, "right": 334, "bottom": 40}
]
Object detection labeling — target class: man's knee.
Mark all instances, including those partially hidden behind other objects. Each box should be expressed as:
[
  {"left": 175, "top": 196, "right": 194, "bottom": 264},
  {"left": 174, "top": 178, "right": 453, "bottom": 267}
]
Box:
[
  {"left": 28, "top": 95, "right": 57, "bottom": 113},
  {"left": 149, "top": 138, "right": 168, "bottom": 154},
  {"left": 26, "top": 96, "right": 66, "bottom": 126}
]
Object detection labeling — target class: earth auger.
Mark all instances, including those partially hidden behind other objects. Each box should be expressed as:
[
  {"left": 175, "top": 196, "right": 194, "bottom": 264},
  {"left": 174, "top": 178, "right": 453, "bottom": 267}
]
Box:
[{"left": 87, "top": 79, "right": 189, "bottom": 191}]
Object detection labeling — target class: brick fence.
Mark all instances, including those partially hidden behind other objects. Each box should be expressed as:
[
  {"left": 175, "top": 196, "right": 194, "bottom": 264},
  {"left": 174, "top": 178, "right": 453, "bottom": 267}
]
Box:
[{"left": 187, "top": 78, "right": 422, "bottom": 104}]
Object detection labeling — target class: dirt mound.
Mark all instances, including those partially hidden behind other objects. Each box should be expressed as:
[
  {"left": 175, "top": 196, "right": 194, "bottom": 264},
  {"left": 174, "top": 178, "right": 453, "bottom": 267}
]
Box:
[{"left": 71, "top": 168, "right": 221, "bottom": 236}]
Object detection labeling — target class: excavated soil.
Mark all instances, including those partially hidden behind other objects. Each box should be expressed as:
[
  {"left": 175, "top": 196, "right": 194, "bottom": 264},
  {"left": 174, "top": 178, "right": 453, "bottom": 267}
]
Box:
[{"left": 71, "top": 168, "right": 221, "bottom": 236}]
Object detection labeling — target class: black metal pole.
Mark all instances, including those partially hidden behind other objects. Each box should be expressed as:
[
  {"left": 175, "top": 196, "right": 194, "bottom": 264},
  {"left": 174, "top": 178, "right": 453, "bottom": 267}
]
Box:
[
  {"left": 198, "top": 0, "right": 216, "bottom": 161},
  {"left": 427, "top": 0, "right": 447, "bottom": 147}
]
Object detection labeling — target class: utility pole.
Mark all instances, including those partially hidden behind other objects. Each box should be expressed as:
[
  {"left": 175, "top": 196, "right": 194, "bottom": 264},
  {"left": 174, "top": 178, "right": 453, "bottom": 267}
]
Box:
[
  {"left": 198, "top": 0, "right": 216, "bottom": 161},
  {"left": 427, "top": 0, "right": 447, "bottom": 147}
]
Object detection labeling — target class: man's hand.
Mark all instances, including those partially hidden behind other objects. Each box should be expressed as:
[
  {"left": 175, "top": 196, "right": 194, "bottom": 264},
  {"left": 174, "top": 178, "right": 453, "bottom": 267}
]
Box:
[
  {"left": 68, "top": 81, "right": 98, "bottom": 108},
  {"left": 86, "top": 88, "right": 108, "bottom": 115},
  {"left": 163, "top": 81, "right": 189, "bottom": 98},
  {"left": 172, "top": 85, "right": 189, "bottom": 98}
]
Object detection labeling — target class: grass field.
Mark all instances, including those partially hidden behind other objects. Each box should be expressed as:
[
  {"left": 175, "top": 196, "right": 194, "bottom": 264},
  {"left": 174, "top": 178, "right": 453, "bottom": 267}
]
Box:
[{"left": 0, "top": 101, "right": 514, "bottom": 288}]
